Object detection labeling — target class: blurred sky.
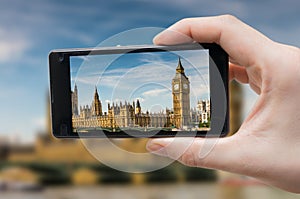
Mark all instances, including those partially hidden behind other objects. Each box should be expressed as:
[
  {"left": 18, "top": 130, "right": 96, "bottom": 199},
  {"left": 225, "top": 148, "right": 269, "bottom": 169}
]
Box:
[{"left": 0, "top": 0, "right": 299, "bottom": 142}]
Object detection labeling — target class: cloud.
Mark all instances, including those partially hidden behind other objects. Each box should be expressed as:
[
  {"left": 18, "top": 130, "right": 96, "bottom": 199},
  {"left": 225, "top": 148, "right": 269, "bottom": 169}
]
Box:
[
  {"left": 142, "top": 88, "right": 169, "bottom": 97},
  {"left": 75, "top": 50, "right": 209, "bottom": 91},
  {"left": 55, "top": 28, "right": 96, "bottom": 45},
  {"left": 0, "top": 28, "right": 31, "bottom": 63},
  {"left": 77, "top": 63, "right": 173, "bottom": 89},
  {"left": 31, "top": 117, "right": 46, "bottom": 131},
  {"left": 76, "top": 75, "right": 99, "bottom": 85},
  {"left": 75, "top": 50, "right": 210, "bottom": 111}
]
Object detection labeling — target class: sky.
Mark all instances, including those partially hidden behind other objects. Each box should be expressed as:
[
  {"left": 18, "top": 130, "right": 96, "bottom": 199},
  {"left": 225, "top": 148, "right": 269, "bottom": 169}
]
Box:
[
  {"left": 71, "top": 49, "right": 209, "bottom": 113},
  {"left": 0, "top": 0, "right": 299, "bottom": 143}
]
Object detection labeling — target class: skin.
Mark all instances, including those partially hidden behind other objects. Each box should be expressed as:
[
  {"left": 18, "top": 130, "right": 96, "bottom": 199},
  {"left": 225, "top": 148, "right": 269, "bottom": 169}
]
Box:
[{"left": 146, "top": 15, "right": 300, "bottom": 193}]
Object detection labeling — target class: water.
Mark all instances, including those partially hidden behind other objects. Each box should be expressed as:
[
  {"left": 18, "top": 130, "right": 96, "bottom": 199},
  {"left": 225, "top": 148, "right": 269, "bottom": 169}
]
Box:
[{"left": 0, "top": 183, "right": 299, "bottom": 199}]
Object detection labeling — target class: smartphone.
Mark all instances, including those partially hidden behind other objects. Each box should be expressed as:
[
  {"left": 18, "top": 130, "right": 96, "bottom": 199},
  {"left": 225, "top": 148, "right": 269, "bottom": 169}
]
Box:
[{"left": 49, "top": 43, "right": 229, "bottom": 138}]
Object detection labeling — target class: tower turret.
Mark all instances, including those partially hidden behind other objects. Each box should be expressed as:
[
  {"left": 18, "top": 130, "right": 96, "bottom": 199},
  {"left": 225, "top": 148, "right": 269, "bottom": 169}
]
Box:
[
  {"left": 136, "top": 99, "right": 141, "bottom": 114},
  {"left": 71, "top": 84, "right": 79, "bottom": 116},
  {"left": 92, "top": 86, "right": 102, "bottom": 116},
  {"left": 172, "top": 57, "right": 190, "bottom": 128},
  {"left": 176, "top": 57, "right": 184, "bottom": 73}
]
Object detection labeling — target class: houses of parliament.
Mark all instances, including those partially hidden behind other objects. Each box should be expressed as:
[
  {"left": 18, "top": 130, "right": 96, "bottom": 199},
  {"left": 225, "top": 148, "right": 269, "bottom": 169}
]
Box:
[{"left": 72, "top": 58, "right": 210, "bottom": 131}]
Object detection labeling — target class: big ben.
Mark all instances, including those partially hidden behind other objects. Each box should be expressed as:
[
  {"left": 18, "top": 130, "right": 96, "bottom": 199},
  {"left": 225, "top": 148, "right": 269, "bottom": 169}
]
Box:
[{"left": 172, "top": 57, "right": 191, "bottom": 129}]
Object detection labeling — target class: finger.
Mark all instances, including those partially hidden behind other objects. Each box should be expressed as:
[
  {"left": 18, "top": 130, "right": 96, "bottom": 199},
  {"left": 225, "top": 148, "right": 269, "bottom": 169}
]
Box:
[
  {"left": 146, "top": 136, "right": 246, "bottom": 173},
  {"left": 154, "top": 15, "right": 273, "bottom": 68},
  {"left": 229, "top": 63, "right": 249, "bottom": 83},
  {"left": 146, "top": 137, "right": 194, "bottom": 158}
]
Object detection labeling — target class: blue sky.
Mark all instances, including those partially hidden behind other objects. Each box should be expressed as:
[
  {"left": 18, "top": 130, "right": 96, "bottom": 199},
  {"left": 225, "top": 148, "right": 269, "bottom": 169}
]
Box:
[
  {"left": 71, "top": 49, "right": 209, "bottom": 113},
  {"left": 0, "top": 0, "right": 299, "bottom": 142}
]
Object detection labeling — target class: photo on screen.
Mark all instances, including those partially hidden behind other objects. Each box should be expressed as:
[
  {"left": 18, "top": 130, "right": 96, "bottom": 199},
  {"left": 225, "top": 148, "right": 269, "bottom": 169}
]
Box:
[{"left": 70, "top": 49, "right": 210, "bottom": 134}]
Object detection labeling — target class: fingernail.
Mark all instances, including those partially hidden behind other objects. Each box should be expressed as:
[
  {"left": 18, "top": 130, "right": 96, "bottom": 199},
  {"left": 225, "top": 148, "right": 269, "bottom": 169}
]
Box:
[
  {"left": 153, "top": 30, "right": 166, "bottom": 45},
  {"left": 146, "top": 142, "right": 164, "bottom": 152},
  {"left": 146, "top": 142, "right": 168, "bottom": 157},
  {"left": 153, "top": 32, "right": 164, "bottom": 45},
  {"left": 146, "top": 138, "right": 174, "bottom": 156}
]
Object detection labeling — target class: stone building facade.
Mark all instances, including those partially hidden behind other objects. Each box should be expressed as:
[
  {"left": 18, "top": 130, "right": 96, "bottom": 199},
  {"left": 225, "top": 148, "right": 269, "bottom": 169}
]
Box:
[{"left": 71, "top": 58, "right": 210, "bottom": 131}]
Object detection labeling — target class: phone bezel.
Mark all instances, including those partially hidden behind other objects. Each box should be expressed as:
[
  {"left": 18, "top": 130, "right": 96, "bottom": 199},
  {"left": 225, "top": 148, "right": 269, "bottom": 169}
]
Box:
[{"left": 49, "top": 43, "right": 229, "bottom": 138}]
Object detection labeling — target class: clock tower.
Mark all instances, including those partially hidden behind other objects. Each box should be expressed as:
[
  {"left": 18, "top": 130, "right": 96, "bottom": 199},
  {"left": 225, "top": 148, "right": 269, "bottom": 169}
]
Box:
[{"left": 172, "top": 57, "right": 190, "bottom": 129}]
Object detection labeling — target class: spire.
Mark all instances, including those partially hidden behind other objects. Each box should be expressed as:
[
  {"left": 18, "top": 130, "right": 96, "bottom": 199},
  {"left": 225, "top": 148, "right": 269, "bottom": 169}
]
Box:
[
  {"left": 176, "top": 57, "right": 185, "bottom": 74},
  {"left": 136, "top": 99, "right": 141, "bottom": 114},
  {"left": 136, "top": 99, "right": 141, "bottom": 108},
  {"left": 94, "top": 86, "right": 99, "bottom": 100},
  {"left": 92, "top": 86, "right": 102, "bottom": 116}
]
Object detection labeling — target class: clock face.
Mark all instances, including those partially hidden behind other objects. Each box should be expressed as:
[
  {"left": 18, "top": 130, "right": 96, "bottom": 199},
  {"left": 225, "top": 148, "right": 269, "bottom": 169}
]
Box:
[
  {"left": 183, "top": 83, "right": 188, "bottom": 89},
  {"left": 174, "top": 84, "right": 179, "bottom": 90}
]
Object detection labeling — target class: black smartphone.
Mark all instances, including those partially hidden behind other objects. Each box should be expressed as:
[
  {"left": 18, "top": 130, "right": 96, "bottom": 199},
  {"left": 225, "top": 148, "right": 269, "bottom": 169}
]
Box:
[{"left": 49, "top": 43, "right": 229, "bottom": 138}]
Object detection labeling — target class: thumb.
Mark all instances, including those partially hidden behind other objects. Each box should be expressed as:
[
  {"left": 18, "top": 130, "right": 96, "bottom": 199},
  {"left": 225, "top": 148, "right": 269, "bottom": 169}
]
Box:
[
  {"left": 146, "top": 137, "right": 194, "bottom": 159},
  {"left": 146, "top": 136, "right": 243, "bottom": 172}
]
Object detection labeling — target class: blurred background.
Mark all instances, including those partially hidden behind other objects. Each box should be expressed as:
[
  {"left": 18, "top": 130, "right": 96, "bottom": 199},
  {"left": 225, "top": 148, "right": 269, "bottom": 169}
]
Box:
[{"left": 0, "top": 0, "right": 299, "bottom": 198}]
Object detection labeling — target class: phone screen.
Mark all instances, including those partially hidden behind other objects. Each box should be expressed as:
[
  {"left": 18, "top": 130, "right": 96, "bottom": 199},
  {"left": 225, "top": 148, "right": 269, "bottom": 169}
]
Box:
[{"left": 69, "top": 49, "right": 211, "bottom": 134}]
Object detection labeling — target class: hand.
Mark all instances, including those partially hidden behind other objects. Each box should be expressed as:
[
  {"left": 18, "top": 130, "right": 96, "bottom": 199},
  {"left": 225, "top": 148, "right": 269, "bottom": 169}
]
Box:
[{"left": 146, "top": 15, "right": 300, "bottom": 193}]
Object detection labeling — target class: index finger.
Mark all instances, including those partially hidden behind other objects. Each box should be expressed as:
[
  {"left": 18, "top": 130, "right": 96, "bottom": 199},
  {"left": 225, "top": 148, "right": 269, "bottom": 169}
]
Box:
[{"left": 154, "top": 15, "right": 274, "bottom": 68}]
